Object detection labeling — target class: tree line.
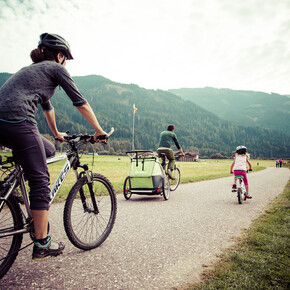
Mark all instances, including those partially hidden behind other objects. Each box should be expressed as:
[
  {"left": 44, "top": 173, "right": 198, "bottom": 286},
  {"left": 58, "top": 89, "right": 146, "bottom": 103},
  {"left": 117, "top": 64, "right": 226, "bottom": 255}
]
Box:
[{"left": 1, "top": 73, "right": 289, "bottom": 158}]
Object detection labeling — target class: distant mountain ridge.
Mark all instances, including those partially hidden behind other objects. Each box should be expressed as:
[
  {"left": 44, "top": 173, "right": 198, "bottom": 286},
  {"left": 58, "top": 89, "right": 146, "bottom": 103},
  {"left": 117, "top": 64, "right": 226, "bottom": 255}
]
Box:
[
  {"left": 0, "top": 72, "right": 289, "bottom": 158},
  {"left": 169, "top": 87, "right": 290, "bottom": 135}
]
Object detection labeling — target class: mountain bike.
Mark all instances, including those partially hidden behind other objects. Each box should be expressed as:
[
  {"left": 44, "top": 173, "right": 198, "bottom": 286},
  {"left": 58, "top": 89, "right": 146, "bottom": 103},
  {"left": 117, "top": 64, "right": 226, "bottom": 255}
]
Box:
[
  {"left": 159, "top": 153, "right": 181, "bottom": 191},
  {"left": 0, "top": 128, "right": 117, "bottom": 279}
]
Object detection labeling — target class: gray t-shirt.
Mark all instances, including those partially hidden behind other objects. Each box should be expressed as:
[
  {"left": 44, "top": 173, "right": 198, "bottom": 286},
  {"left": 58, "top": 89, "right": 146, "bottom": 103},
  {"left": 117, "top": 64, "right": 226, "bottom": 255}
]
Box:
[{"left": 0, "top": 61, "right": 87, "bottom": 125}]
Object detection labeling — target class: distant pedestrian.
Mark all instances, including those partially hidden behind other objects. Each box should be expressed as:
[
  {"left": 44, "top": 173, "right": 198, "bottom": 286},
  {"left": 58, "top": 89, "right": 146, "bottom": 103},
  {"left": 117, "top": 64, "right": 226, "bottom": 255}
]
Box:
[
  {"left": 276, "top": 160, "right": 280, "bottom": 168},
  {"left": 279, "top": 159, "right": 283, "bottom": 167}
]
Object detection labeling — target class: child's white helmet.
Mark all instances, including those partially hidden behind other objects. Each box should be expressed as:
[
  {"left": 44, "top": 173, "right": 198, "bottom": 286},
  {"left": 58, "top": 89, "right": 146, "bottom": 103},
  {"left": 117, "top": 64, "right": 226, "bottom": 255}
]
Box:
[{"left": 236, "top": 145, "right": 247, "bottom": 154}]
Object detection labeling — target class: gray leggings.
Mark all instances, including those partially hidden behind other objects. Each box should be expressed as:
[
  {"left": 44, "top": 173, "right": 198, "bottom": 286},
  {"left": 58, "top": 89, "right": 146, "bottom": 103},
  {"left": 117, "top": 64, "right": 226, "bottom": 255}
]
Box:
[{"left": 0, "top": 121, "right": 55, "bottom": 210}]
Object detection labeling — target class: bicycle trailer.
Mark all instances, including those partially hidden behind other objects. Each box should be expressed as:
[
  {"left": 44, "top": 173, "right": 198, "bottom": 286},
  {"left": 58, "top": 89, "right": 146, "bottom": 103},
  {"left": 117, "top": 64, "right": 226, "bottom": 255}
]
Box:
[{"left": 123, "top": 150, "right": 169, "bottom": 199}]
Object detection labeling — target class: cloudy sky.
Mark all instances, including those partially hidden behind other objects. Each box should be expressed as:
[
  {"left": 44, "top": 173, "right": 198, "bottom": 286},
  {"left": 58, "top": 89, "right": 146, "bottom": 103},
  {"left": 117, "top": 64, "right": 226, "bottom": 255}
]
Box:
[{"left": 0, "top": 0, "right": 289, "bottom": 95}]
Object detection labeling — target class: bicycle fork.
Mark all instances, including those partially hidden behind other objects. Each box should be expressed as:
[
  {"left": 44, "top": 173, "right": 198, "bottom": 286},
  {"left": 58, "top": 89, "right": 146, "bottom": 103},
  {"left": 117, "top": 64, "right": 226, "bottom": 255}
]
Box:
[{"left": 78, "top": 165, "right": 99, "bottom": 215}]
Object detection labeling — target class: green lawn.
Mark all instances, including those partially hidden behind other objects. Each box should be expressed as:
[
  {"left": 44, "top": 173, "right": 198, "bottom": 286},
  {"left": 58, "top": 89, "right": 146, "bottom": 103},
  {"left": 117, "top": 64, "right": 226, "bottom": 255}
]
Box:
[
  {"left": 189, "top": 180, "right": 290, "bottom": 289},
  {"left": 47, "top": 155, "right": 273, "bottom": 201},
  {"left": 0, "top": 151, "right": 278, "bottom": 202}
]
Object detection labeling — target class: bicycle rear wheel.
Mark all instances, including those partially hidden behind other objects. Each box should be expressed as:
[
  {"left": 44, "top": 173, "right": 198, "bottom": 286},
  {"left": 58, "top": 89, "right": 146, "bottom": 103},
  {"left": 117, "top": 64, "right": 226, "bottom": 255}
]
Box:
[
  {"left": 169, "top": 167, "right": 180, "bottom": 191},
  {"left": 0, "top": 197, "right": 23, "bottom": 279},
  {"left": 237, "top": 188, "right": 243, "bottom": 204},
  {"left": 162, "top": 177, "right": 170, "bottom": 200},
  {"left": 63, "top": 173, "right": 117, "bottom": 250}
]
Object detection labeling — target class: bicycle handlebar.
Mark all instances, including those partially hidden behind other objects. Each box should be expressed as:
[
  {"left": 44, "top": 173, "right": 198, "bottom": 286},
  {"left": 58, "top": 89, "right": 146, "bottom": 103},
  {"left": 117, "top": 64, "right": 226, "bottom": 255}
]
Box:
[
  {"left": 55, "top": 127, "right": 114, "bottom": 144},
  {"left": 231, "top": 169, "right": 253, "bottom": 174}
]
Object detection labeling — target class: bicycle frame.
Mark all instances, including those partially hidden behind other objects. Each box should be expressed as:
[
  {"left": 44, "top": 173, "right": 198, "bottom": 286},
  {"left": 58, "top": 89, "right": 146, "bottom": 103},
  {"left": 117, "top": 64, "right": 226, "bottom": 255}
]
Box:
[
  {"left": 0, "top": 128, "right": 116, "bottom": 279},
  {"left": 159, "top": 153, "right": 177, "bottom": 172},
  {"left": 159, "top": 154, "right": 168, "bottom": 173},
  {"left": 49, "top": 153, "right": 76, "bottom": 203},
  {"left": 236, "top": 176, "right": 245, "bottom": 192},
  {"left": 0, "top": 138, "right": 99, "bottom": 239}
]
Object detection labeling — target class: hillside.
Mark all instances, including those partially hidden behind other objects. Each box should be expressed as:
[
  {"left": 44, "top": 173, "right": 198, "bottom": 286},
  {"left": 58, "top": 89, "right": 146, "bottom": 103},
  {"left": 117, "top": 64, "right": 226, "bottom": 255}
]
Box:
[
  {"left": 169, "top": 87, "right": 290, "bottom": 134},
  {"left": 0, "top": 73, "right": 289, "bottom": 158}
]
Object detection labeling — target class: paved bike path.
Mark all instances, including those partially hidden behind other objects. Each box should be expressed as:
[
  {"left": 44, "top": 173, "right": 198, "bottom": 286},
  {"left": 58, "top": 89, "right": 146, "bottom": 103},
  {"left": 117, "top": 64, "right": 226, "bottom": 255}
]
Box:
[{"left": 1, "top": 167, "right": 289, "bottom": 289}]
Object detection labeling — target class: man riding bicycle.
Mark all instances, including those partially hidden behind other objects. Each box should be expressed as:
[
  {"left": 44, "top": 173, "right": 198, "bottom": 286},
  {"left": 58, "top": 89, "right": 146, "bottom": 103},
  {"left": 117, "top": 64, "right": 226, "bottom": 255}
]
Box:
[{"left": 157, "top": 124, "right": 184, "bottom": 179}]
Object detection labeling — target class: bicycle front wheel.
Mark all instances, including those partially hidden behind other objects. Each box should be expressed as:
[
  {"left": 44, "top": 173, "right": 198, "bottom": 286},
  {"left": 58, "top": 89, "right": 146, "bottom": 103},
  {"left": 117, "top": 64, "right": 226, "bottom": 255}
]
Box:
[
  {"left": 169, "top": 167, "right": 180, "bottom": 191},
  {"left": 0, "top": 197, "right": 23, "bottom": 279},
  {"left": 63, "top": 173, "right": 117, "bottom": 250}
]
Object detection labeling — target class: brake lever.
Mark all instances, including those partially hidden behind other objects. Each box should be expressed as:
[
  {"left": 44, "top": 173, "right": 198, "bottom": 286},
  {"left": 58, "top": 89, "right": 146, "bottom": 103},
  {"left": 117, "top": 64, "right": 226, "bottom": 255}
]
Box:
[{"left": 94, "top": 127, "right": 114, "bottom": 143}]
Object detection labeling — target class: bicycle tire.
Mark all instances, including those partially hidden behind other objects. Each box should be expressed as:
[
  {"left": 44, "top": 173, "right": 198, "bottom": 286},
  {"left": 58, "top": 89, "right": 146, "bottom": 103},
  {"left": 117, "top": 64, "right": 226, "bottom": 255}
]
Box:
[
  {"left": 63, "top": 173, "right": 117, "bottom": 250},
  {"left": 123, "top": 176, "right": 132, "bottom": 200},
  {"left": 237, "top": 188, "right": 243, "bottom": 204},
  {"left": 162, "top": 177, "right": 170, "bottom": 200},
  {"left": 169, "top": 167, "right": 180, "bottom": 191},
  {"left": 0, "top": 197, "right": 23, "bottom": 279}
]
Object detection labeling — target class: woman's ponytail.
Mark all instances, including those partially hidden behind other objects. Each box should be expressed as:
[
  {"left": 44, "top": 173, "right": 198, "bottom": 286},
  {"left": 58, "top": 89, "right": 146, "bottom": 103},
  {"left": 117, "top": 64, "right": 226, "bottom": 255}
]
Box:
[
  {"left": 30, "top": 48, "right": 45, "bottom": 63},
  {"left": 30, "top": 46, "right": 60, "bottom": 63}
]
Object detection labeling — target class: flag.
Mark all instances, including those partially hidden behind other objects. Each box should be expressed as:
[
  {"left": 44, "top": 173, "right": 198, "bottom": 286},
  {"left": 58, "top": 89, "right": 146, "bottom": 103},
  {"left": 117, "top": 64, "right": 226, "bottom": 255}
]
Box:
[{"left": 133, "top": 104, "right": 138, "bottom": 114}]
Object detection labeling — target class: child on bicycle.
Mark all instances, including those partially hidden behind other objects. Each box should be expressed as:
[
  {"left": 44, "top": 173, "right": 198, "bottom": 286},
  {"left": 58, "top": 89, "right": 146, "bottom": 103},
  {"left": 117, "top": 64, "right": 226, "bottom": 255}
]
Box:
[{"left": 230, "top": 145, "right": 252, "bottom": 198}]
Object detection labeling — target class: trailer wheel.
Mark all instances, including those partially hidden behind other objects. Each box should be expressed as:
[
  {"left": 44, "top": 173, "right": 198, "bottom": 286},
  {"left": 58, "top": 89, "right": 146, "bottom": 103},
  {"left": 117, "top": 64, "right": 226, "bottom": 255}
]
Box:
[{"left": 123, "top": 176, "right": 132, "bottom": 200}]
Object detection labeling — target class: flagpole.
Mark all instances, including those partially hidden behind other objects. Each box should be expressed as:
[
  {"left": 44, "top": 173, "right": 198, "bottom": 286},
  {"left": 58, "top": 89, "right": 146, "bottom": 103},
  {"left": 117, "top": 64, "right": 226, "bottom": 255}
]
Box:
[
  {"left": 132, "top": 109, "right": 135, "bottom": 150},
  {"left": 132, "top": 104, "right": 137, "bottom": 150}
]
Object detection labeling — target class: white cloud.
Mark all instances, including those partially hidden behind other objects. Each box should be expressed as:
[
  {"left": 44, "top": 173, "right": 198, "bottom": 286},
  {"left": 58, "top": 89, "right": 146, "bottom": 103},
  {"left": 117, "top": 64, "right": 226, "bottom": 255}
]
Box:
[{"left": 0, "top": 0, "right": 289, "bottom": 94}]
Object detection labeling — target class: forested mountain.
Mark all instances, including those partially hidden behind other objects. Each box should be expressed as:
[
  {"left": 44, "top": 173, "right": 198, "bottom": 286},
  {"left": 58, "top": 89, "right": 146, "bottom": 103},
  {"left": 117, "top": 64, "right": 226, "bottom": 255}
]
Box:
[
  {"left": 0, "top": 73, "right": 289, "bottom": 158},
  {"left": 169, "top": 87, "right": 290, "bottom": 135}
]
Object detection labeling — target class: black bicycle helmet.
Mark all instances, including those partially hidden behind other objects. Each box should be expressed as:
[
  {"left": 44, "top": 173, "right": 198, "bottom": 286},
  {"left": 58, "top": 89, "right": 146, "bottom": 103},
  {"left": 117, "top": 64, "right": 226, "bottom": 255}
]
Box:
[{"left": 38, "top": 33, "right": 73, "bottom": 60}]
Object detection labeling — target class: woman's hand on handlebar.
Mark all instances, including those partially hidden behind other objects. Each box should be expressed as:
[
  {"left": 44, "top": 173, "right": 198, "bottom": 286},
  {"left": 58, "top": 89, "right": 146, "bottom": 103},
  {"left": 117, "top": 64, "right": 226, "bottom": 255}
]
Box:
[
  {"left": 94, "top": 130, "right": 108, "bottom": 143},
  {"left": 55, "top": 132, "right": 68, "bottom": 142}
]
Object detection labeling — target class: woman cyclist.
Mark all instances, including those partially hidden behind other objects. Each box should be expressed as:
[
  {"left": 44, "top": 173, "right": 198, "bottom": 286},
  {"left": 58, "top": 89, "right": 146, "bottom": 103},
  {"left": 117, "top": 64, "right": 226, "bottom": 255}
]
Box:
[
  {"left": 230, "top": 145, "right": 252, "bottom": 199},
  {"left": 0, "top": 33, "right": 107, "bottom": 260}
]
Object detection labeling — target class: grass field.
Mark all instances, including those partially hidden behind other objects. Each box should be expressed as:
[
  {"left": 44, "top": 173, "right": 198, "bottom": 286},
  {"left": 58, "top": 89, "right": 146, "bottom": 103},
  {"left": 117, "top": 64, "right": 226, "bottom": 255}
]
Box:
[
  {"left": 47, "top": 155, "right": 274, "bottom": 202},
  {"left": 0, "top": 151, "right": 279, "bottom": 202},
  {"left": 189, "top": 180, "right": 290, "bottom": 289}
]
